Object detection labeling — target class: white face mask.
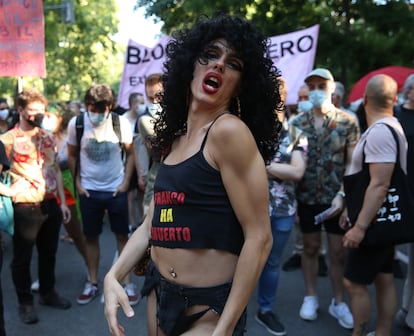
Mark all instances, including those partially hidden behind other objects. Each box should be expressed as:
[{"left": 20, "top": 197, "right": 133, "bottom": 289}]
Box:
[
  {"left": 135, "top": 104, "right": 146, "bottom": 115},
  {"left": 297, "top": 100, "right": 313, "bottom": 113},
  {"left": 0, "top": 109, "right": 8, "bottom": 121},
  {"left": 88, "top": 111, "right": 109, "bottom": 126},
  {"left": 309, "top": 90, "right": 328, "bottom": 108},
  {"left": 41, "top": 114, "right": 59, "bottom": 132},
  {"left": 147, "top": 103, "right": 161, "bottom": 117}
]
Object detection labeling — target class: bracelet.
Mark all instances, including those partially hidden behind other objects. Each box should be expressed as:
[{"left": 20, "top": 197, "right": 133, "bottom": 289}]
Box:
[{"left": 336, "top": 191, "right": 346, "bottom": 198}]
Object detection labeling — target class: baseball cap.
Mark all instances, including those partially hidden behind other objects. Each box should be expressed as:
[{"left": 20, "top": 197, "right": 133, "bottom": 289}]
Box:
[{"left": 305, "top": 68, "right": 334, "bottom": 82}]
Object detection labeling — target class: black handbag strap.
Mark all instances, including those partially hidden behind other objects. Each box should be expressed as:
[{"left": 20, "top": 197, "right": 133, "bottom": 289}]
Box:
[{"left": 361, "top": 123, "right": 402, "bottom": 171}]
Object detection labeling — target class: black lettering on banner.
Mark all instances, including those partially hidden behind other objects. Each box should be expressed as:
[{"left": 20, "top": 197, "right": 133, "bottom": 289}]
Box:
[
  {"left": 267, "top": 34, "right": 314, "bottom": 62},
  {"left": 126, "top": 43, "right": 166, "bottom": 65},
  {"left": 127, "top": 46, "right": 140, "bottom": 64},
  {"left": 152, "top": 43, "right": 164, "bottom": 60},
  {"left": 280, "top": 40, "right": 294, "bottom": 57},
  {"left": 129, "top": 76, "right": 145, "bottom": 86},
  {"left": 297, "top": 35, "right": 313, "bottom": 53}
]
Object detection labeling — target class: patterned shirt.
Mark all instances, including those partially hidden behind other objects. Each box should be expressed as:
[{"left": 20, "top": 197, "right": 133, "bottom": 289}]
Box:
[
  {"left": 268, "top": 122, "right": 308, "bottom": 217},
  {"left": 289, "top": 107, "right": 359, "bottom": 205},
  {"left": 0, "top": 125, "right": 57, "bottom": 203}
]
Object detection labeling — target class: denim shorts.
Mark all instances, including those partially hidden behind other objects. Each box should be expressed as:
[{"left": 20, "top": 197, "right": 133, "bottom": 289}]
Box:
[
  {"left": 141, "top": 261, "right": 246, "bottom": 336},
  {"left": 79, "top": 190, "right": 129, "bottom": 236}
]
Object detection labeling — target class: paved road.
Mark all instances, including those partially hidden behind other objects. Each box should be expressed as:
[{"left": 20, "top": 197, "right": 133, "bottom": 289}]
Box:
[{"left": 1, "top": 224, "right": 411, "bottom": 336}]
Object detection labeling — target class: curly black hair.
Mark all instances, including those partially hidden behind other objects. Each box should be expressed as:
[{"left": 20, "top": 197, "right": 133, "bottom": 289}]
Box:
[{"left": 152, "top": 13, "right": 283, "bottom": 164}]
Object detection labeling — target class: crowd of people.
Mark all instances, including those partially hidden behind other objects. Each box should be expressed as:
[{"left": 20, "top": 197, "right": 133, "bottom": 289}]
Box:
[{"left": 0, "top": 12, "right": 413, "bottom": 336}]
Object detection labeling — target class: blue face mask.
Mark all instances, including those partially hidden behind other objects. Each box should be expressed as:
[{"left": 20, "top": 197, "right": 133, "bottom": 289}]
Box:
[
  {"left": 297, "top": 100, "right": 313, "bottom": 113},
  {"left": 309, "top": 90, "right": 328, "bottom": 108},
  {"left": 88, "top": 111, "right": 108, "bottom": 126}
]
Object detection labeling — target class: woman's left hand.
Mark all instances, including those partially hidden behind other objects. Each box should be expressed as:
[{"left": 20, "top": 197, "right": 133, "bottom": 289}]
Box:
[{"left": 104, "top": 272, "right": 134, "bottom": 336}]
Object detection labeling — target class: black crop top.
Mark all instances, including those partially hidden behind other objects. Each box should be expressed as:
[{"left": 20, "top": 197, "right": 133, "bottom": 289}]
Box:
[{"left": 151, "top": 116, "right": 244, "bottom": 255}]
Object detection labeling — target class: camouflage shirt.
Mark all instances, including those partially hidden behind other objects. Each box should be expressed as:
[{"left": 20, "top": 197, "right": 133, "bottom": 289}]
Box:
[{"left": 289, "top": 107, "right": 359, "bottom": 205}]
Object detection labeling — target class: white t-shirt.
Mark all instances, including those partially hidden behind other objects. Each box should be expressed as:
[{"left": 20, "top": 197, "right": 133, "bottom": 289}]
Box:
[
  {"left": 67, "top": 113, "right": 133, "bottom": 192},
  {"left": 348, "top": 117, "right": 407, "bottom": 175}
]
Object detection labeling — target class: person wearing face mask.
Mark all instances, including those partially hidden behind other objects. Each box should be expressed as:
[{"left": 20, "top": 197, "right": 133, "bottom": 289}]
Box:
[
  {"left": 0, "top": 89, "right": 72, "bottom": 325},
  {"left": 66, "top": 84, "right": 139, "bottom": 307},
  {"left": 282, "top": 84, "right": 329, "bottom": 278},
  {"left": 124, "top": 92, "right": 146, "bottom": 231},
  {"left": 290, "top": 68, "right": 360, "bottom": 330},
  {"left": 0, "top": 98, "right": 10, "bottom": 134},
  {"left": 296, "top": 85, "right": 313, "bottom": 114},
  {"left": 137, "top": 73, "right": 164, "bottom": 217}
]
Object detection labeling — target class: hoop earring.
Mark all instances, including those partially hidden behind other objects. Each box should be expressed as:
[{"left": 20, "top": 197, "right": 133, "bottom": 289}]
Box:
[{"left": 236, "top": 97, "right": 241, "bottom": 118}]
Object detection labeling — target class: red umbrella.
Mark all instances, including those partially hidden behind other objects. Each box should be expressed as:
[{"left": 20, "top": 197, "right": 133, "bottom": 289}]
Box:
[{"left": 347, "top": 66, "right": 414, "bottom": 104}]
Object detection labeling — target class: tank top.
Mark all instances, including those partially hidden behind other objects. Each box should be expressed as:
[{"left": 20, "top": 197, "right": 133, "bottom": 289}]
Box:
[{"left": 151, "top": 115, "right": 244, "bottom": 255}]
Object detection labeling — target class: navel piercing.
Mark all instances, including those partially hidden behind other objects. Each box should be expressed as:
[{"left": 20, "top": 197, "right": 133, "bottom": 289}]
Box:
[{"left": 169, "top": 267, "right": 177, "bottom": 278}]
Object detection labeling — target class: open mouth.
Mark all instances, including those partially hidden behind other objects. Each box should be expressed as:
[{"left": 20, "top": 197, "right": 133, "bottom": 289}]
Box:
[
  {"left": 204, "top": 76, "right": 219, "bottom": 89},
  {"left": 202, "top": 73, "right": 222, "bottom": 93}
]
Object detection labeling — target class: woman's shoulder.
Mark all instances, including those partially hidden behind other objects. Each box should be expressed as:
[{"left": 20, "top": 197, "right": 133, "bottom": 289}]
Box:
[{"left": 208, "top": 113, "right": 253, "bottom": 146}]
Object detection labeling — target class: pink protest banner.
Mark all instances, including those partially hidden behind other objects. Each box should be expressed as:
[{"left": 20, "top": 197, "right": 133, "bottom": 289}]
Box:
[{"left": 0, "top": 0, "right": 46, "bottom": 78}]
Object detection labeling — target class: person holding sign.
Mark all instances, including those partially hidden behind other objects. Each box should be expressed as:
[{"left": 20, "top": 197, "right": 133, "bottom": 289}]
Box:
[{"left": 103, "top": 13, "right": 282, "bottom": 336}]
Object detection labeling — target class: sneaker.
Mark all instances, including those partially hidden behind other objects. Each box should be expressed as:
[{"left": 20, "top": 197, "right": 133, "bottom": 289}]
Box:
[
  {"left": 124, "top": 283, "right": 140, "bottom": 306},
  {"left": 300, "top": 296, "right": 319, "bottom": 321},
  {"left": 282, "top": 253, "right": 301, "bottom": 272},
  {"left": 40, "top": 289, "right": 71, "bottom": 309},
  {"left": 395, "top": 308, "right": 408, "bottom": 328},
  {"left": 328, "top": 299, "right": 354, "bottom": 329},
  {"left": 18, "top": 304, "right": 39, "bottom": 324},
  {"left": 77, "top": 282, "right": 99, "bottom": 305},
  {"left": 393, "top": 259, "right": 406, "bottom": 279},
  {"left": 317, "top": 255, "right": 328, "bottom": 277},
  {"left": 31, "top": 279, "right": 39, "bottom": 293},
  {"left": 255, "top": 311, "right": 286, "bottom": 335}
]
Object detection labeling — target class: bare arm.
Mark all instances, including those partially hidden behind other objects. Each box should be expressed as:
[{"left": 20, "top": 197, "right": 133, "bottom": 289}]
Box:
[
  {"left": 66, "top": 143, "right": 89, "bottom": 197},
  {"left": 207, "top": 115, "right": 273, "bottom": 336},
  {"left": 104, "top": 200, "right": 154, "bottom": 336},
  {"left": 342, "top": 162, "right": 394, "bottom": 248},
  {"left": 114, "top": 143, "right": 134, "bottom": 196},
  {"left": 54, "top": 161, "right": 71, "bottom": 223},
  {"left": 266, "top": 150, "right": 306, "bottom": 182},
  {"left": 331, "top": 143, "right": 356, "bottom": 218}
]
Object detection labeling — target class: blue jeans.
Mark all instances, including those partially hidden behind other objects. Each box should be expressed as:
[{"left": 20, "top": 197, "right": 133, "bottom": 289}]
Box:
[{"left": 257, "top": 215, "right": 294, "bottom": 312}]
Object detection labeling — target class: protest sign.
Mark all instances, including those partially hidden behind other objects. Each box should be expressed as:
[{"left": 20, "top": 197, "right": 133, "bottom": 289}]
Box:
[
  {"left": 117, "top": 25, "right": 319, "bottom": 107},
  {"left": 0, "top": 0, "right": 46, "bottom": 78}
]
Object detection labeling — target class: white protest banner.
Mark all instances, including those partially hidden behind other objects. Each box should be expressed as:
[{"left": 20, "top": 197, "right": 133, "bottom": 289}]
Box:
[
  {"left": 117, "top": 25, "right": 319, "bottom": 108},
  {"left": 268, "top": 24, "right": 319, "bottom": 105},
  {"left": 117, "top": 35, "right": 170, "bottom": 108}
]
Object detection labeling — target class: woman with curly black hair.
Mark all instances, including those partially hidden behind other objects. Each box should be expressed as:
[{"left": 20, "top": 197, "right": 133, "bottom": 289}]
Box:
[{"left": 104, "top": 13, "right": 283, "bottom": 336}]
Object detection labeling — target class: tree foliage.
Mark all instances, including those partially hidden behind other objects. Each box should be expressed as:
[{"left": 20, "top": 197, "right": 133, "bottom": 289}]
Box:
[
  {"left": 136, "top": 0, "right": 414, "bottom": 99},
  {"left": 0, "top": 0, "right": 124, "bottom": 103}
]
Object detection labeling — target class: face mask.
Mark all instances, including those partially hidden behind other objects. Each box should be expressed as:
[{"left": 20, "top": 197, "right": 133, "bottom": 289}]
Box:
[
  {"left": 0, "top": 109, "right": 8, "bottom": 121},
  {"left": 147, "top": 103, "right": 161, "bottom": 117},
  {"left": 309, "top": 90, "right": 328, "bottom": 108},
  {"left": 41, "top": 115, "right": 58, "bottom": 132},
  {"left": 26, "top": 113, "right": 44, "bottom": 128},
  {"left": 137, "top": 104, "right": 146, "bottom": 115},
  {"left": 88, "top": 111, "right": 108, "bottom": 126},
  {"left": 297, "top": 100, "right": 313, "bottom": 113}
]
